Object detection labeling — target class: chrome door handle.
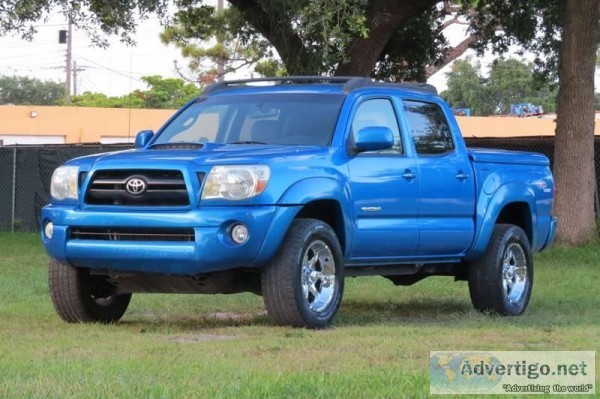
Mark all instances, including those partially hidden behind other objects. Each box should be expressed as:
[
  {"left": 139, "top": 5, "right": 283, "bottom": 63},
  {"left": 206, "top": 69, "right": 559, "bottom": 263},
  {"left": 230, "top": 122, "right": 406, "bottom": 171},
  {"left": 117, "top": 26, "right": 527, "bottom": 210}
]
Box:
[{"left": 402, "top": 170, "right": 417, "bottom": 180}]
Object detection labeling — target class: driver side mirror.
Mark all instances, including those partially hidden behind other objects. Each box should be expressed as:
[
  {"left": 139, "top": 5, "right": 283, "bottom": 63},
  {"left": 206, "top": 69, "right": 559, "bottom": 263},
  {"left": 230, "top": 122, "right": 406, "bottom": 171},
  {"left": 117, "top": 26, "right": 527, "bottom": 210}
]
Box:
[
  {"left": 135, "top": 130, "right": 154, "bottom": 149},
  {"left": 354, "top": 126, "right": 394, "bottom": 153}
]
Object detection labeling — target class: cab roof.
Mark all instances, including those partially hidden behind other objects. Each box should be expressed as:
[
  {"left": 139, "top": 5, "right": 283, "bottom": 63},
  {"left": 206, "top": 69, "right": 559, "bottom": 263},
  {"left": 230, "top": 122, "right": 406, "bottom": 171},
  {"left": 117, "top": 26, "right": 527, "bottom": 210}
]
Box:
[{"left": 202, "top": 76, "right": 438, "bottom": 97}]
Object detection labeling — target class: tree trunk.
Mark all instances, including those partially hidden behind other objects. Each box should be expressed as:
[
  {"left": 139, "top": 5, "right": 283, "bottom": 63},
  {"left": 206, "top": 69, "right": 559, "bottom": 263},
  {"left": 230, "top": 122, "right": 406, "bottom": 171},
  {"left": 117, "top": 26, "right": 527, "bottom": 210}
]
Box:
[
  {"left": 553, "top": 0, "right": 600, "bottom": 244},
  {"left": 335, "top": 0, "right": 437, "bottom": 76},
  {"left": 228, "top": 0, "right": 321, "bottom": 75}
]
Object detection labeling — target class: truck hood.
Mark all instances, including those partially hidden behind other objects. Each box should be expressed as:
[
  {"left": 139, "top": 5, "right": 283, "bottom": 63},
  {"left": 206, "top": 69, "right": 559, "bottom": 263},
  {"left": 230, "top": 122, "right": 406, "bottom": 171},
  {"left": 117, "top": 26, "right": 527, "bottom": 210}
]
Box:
[{"left": 72, "top": 143, "right": 330, "bottom": 168}]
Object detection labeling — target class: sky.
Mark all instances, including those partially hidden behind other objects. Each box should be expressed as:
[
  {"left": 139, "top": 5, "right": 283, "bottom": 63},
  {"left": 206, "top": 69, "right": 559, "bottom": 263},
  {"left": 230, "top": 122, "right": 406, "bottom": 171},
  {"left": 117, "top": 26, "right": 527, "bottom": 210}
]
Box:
[{"left": 0, "top": 13, "right": 187, "bottom": 97}]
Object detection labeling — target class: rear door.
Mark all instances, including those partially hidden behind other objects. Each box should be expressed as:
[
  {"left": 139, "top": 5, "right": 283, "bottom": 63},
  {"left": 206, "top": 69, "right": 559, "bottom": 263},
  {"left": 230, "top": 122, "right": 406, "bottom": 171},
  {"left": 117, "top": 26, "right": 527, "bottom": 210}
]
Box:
[
  {"left": 400, "top": 99, "right": 475, "bottom": 256},
  {"left": 347, "top": 97, "right": 419, "bottom": 259}
]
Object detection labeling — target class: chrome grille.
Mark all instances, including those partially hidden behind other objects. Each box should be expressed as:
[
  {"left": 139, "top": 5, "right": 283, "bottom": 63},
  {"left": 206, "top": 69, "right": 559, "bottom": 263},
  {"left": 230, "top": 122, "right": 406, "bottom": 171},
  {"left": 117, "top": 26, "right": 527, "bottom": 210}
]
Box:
[{"left": 85, "top": 170, "right": 189, "bottom": 206}]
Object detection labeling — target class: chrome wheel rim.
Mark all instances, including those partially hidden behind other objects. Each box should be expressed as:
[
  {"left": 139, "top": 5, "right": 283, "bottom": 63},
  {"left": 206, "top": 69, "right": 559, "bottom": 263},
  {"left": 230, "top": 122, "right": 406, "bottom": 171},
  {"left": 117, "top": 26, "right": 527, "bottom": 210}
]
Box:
[
  {"left": 301, "top": 240, "right": 336, "bottom": 313},
  {"left": 502, "top": 243, "right": 528, "bottom": 305}
]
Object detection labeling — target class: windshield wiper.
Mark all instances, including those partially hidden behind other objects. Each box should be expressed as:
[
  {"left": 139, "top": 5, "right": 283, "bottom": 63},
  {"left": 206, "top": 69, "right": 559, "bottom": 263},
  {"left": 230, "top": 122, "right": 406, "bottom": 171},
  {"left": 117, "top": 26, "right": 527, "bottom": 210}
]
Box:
[{"left": 229, "top": 141, "right": 267, "bottom": 145}]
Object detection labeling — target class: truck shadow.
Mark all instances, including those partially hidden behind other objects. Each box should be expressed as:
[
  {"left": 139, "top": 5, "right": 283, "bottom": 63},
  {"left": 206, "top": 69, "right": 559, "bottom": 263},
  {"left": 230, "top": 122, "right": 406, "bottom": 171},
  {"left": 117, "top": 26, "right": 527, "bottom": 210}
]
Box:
[
  {"left": 336, "top": 298, "right": 473, "bottom": 326},
  {"left": 122, "top": 299, "right": 474, "bottom": 330}
]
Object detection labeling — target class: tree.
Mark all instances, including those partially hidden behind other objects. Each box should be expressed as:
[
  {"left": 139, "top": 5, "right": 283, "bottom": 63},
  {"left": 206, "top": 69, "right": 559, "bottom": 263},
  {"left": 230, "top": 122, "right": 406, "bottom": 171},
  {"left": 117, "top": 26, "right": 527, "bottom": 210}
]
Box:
[
  {"left": 488, "top": 59, "right": 537, "bottom": 114},
  {"left": 161, "top": 0, "right": 478, "bottom": 81},
  {"left": 552, "top": 0, "right": 600, "bottom": 244},
  {"left": 441, "top": 59, "right": 491, "bottom": 116},
  {"left": 0, "top": 75, "right": 64, "bottom": 105},
  {"left": 160, "top": 5, "right": 279, "bottom": 81},
  {"left": 488, "top": 59, "right": 557, "bottom": 114},
  {"left": 442, "top": 58, "right": 557, "bottom": 116},
  {"left": 70, "top": 75, "right": 200, "bottom": 109},
  {"left": 469, "top": 0, "right": 600, "bottom": 244},
  {"left": 0, "top": 1, "right": 169, "bottom": 46},
  {"left": 70, "top": 92, "right": 143, "bottom": 108},
  {"left": 139, "top": 75, "right": 200, "bottom": 108}
]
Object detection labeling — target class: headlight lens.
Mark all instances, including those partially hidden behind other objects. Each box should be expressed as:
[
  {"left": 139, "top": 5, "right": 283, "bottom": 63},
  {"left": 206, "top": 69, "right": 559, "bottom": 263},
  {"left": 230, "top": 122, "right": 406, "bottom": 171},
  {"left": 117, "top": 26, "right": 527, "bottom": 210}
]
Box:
[
  {"left": 202, "top": 165, "right": 270, "bottom": 200},
  {"left": 50, "top": 166, "right": 79, "bottom": 201}
]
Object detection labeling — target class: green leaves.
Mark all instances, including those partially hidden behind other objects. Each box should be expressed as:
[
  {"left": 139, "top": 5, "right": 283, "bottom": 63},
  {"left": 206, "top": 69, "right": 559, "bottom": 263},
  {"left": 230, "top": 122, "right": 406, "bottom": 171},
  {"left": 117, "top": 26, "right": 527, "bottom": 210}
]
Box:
[
  {"left": 0, "top": 75, "right": 64, "bottom": 105},
  {"left": 70, "top": 75, "right": 200, "bottom": 109},
  {"left": 162, "top": 3, "right": 273, "bottom": 81},
  {"left": 0, "top": 0, "right": 170, "bottom": 46},
  {"left": 441, "top": 58, "right": 557, "bottom": 116},
  {"left": 466, "top": 0, "right": 567, "bottom": 81}
]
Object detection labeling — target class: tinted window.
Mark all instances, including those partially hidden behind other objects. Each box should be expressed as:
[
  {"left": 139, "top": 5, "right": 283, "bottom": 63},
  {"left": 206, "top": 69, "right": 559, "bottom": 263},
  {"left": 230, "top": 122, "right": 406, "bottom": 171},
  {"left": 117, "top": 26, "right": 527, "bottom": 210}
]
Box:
[
  {"left": 403, "top": 100, "right": 454, "bottom": 154},
  {"left": 352, "top": 98, "right": 402, "bottom": 154},
  {"left": 154, "top": 93, "right": 345, "bottom": 146}
]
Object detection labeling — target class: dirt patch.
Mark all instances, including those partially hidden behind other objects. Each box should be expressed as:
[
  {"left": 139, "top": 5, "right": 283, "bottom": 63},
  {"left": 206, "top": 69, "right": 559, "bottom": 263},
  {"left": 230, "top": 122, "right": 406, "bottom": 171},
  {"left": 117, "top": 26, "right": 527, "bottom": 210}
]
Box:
[
  {"left": 204, "top": 311, "right": 267, "bottom": 322},
  {"left": 168, "top": 334, "right": 234, "bottom": 343}
]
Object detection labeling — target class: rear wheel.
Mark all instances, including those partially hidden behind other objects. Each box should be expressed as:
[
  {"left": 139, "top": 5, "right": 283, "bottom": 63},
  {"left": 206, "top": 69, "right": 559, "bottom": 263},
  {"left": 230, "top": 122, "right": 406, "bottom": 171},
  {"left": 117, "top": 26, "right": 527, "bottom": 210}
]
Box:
[
  {"left": 261, "top": 219, "right": 344, "bottom": 328},
  {"left": 48, "top": 259, "right": 131, "bottom": 323},
  {"left": 468, "top": 224, "right": 533, "bottom": 315}
]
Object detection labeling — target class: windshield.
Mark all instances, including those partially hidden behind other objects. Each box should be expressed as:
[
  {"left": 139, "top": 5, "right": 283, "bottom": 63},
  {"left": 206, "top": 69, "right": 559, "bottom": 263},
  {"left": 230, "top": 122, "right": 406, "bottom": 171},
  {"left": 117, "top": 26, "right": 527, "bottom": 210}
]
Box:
[{"left": 153, "top": 93, "right": 345, "bottom": 146}]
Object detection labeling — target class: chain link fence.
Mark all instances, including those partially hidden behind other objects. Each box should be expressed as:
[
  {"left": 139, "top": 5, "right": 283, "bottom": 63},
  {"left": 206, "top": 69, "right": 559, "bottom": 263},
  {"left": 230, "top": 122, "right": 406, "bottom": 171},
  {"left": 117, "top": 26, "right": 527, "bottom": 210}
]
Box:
[{"left": 0, "top": 137, "right": 598, "bottom": 232}]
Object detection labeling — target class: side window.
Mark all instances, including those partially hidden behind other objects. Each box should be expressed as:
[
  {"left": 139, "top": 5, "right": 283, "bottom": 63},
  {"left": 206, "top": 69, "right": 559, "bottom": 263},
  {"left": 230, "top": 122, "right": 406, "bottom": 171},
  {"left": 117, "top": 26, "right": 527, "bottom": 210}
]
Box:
[
  {"left": 403, "top": 100, "right": 454, "bottom": 155},
  {"left": 351, "top": 98, "right": 402, "bottom": 155}
]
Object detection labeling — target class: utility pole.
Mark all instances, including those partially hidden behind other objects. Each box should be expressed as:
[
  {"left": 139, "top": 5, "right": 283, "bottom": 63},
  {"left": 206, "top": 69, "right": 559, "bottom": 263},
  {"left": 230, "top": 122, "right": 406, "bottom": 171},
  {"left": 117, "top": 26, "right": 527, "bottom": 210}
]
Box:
[
  {"left": 65, "top": 13, "right": 73, "bottom": 105},
  {"left": 216, "top": 0, "right": 225, "bottom": 82},
  {"left": 73, "top": 61, "right": 87, "bottom": 96},
  {"left": 72, "top": 61, "right": 86, "bottom": 96},
  {"left": 73, "top": 60, "right": 77, "bottom": 96}
]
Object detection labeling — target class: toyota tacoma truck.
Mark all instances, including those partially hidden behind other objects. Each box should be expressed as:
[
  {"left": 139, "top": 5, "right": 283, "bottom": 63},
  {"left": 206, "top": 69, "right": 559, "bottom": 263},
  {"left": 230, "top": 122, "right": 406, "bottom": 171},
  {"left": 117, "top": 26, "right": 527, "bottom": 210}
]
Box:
[{"left": 42, "top": 77, "right": 557, "bottom": 328}]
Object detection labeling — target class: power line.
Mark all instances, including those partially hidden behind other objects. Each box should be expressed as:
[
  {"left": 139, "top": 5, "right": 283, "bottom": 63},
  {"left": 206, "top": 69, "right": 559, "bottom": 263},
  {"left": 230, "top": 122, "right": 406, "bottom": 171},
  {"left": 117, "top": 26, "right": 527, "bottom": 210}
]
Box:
[
  {"left": 0, "top": 49, "right": 65, "bottom": 61},
  {"left": 0, "top": 40, "right": 58, "bottom": 50},
  {"left": 80, "top": 57, "right": 144, "bottom": 82},
  {"left": 82, "top": 74, "right": 102, "bottom": 92}
]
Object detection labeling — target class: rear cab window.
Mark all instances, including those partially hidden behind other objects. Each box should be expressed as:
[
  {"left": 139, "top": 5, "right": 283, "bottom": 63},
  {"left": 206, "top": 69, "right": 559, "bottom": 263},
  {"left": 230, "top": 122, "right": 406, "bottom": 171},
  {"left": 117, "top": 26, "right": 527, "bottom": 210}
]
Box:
[{"left": 402, "top": 100, "right": 454, "bottom": 155}]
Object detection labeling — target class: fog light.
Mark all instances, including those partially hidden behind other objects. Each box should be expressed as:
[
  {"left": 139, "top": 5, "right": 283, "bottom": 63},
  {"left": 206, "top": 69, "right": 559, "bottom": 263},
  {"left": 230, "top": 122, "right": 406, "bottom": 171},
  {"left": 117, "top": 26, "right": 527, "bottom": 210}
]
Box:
[
  {"left": 44, "top": 222, "right": 54, "bottom": 239},
  {"left": 231, "top": 224, "right": 249, "bottom": 244}
]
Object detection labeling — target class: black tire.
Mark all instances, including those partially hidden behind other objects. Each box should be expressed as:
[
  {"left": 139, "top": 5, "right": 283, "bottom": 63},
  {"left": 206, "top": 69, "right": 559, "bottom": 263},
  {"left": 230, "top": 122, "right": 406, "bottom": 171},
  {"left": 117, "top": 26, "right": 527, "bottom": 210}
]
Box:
[
  {"left": 48, "top": 259, "right": 131, "bottom": 323},
  {"left": 468, "top": 224, "right": 533, "bottom": 315},
  {"left": 262, "top": 218, "right": 344, "bottom": 328}
]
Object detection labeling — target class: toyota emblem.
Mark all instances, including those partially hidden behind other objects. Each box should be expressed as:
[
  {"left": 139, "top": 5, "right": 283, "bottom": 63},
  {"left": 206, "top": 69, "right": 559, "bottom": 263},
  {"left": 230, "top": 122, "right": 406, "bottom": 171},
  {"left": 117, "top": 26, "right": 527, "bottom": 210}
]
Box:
[{"left": 125, "top": 177, "right": 147, "bottom": 196}]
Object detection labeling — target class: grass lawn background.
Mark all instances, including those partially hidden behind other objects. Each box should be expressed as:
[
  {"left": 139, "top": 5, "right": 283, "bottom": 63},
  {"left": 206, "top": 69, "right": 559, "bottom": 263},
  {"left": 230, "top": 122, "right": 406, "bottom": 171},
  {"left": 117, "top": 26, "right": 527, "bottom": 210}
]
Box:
[{"left": 0, "top": 232, "right": 598, "bottom": 398}]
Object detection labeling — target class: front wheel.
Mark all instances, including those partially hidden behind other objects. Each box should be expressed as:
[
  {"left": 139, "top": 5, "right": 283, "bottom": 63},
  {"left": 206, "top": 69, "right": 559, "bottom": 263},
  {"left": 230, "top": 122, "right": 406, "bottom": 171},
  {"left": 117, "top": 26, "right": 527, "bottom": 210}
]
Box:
[
  {"left": 468, "top": 224, "right": 533, "bottom": 315},
  {"left": 261, "top": 219, "right": 344, "bottom": 328},
  {"left": 49, "top": 260, "right": 131, "bottom": 323}
]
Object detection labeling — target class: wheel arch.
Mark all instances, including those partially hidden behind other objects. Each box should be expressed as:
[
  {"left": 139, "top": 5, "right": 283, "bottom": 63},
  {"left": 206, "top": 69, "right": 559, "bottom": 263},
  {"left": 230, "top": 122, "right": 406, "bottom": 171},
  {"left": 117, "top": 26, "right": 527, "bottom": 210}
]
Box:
[
  {"left": 277, "top": 177, "right": 354, "bottom": 256},
  {"left": 466, "top": 182, "right": 537, "bottom": 260}
]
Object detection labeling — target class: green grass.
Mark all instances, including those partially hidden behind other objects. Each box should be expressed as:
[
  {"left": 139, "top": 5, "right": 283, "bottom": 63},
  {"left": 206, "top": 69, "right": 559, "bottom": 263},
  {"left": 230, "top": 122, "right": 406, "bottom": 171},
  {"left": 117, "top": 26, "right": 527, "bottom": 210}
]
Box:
[{"left": 0, "top": 232, "right": 598, "bottom": 398}]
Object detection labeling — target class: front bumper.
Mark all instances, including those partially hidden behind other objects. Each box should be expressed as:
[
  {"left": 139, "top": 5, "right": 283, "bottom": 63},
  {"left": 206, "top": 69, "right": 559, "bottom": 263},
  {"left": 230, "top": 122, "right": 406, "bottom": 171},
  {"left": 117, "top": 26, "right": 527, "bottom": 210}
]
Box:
[{"left": 41, "top": 204, "right": 300, "bottom": 275}]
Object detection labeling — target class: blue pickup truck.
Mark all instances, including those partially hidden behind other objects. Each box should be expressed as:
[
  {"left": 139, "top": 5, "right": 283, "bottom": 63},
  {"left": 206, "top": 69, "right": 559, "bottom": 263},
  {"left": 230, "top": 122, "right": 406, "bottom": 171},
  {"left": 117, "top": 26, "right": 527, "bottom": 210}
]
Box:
[{"left": 42, "top": 77, "right": 556, "bottom": 328}]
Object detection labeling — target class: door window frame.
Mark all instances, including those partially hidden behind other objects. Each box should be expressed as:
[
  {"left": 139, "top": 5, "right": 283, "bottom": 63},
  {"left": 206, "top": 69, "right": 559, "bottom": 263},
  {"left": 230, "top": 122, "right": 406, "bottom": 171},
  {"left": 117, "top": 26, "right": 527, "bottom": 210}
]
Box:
[
  {"left": 346, "top": 95, "right": 410, "bottom": 157},
  {"left": 397, "top": 97, "right": 458, "bottom": 157}
]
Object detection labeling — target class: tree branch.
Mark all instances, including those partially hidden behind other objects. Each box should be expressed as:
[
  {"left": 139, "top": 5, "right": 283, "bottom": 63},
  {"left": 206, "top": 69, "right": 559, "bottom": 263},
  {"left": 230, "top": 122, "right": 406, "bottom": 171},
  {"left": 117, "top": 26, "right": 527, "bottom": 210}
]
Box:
[{"left": 425, "top": 35, "right": 477, "bottom": 77}]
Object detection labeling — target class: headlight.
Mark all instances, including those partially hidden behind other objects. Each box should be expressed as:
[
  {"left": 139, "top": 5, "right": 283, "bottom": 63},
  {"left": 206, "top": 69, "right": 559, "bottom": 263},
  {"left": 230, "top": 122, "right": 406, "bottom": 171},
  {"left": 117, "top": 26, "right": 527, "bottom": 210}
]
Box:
[
  {"left": 50, "top": 166, "right": 79, "bottom": 201},
  {"left": 202, "top": 165, "right": 270, "bottom": 200}
]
